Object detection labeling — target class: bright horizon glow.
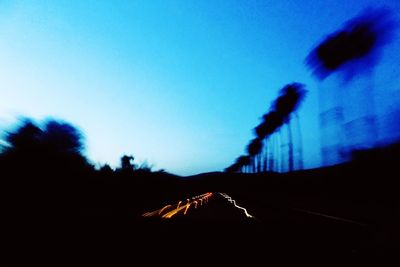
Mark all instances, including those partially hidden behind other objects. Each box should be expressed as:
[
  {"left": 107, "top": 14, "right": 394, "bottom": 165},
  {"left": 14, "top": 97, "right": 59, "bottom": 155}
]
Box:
[{"left": 1, "top": 0, "right": 399, "bottom": 175}]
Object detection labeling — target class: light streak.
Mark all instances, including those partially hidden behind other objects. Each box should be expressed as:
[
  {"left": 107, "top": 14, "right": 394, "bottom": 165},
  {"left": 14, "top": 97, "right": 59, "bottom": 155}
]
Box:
[
  {"left": 142, "top": 210, "right": 160, "bottom": 217},
  {"left": 219, "top": 193, "right": 254, "bottom": 218},
  {"left": 159, "top": 205, "right": 172, "bottom": 215},
  {"left": 142, "top": 192, "right": 214, "bottom": 219},
  {"left": 183, "top": 203, "right": 191, "bottom": 215},
  {"left": 162, "top": 204, "right": 188, "bottom": 219},
  {"left": 293, "top": 208, "right": 367, "bottom": 226}
]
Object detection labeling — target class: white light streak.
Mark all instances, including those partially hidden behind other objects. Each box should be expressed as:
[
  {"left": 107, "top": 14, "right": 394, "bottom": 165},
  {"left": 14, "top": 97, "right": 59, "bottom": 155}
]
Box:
[{"left": 219, "top": 192, "right": 254, "bottom": 218}]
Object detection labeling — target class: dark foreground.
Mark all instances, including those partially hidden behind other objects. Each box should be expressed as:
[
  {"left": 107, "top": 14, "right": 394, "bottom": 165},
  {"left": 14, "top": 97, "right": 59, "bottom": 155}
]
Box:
[
  {"left": 6, "top": 189, "right": 395, "bottom": 266},
  {"left": 3, "top": 146, "right": 400, "bottom": 265}
]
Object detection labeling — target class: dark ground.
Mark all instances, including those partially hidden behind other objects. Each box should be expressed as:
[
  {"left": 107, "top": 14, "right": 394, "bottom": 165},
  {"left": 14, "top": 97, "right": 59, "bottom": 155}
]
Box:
[{"left": 3, "top": 145, "right": 400, "bottom": 266}]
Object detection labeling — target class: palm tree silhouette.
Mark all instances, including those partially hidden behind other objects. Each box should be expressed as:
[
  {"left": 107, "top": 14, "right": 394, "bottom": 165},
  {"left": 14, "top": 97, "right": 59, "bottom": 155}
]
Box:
[
  {"left": 254, "top": 121, "right": 269, "bottom": 172},
  {"left": 238, "top": 155, "right": 251, "bottom": 173},
  {"left": 224, "top": 163, "right": 239, "bottom": 173},
  {"left": 247, "top": 138, "right": 263, "bottom": 173},
  {"left": 294, "top": 112, "right": 304, "bottom": 169},
  {"left": 224, "top": 155, "right": 251, "bottom": 173},
  {"left": 226, "top": 83, "right": 306, "bottom": 173},
  {"left": 306, "top": 7, "right": 396, "bottom": 163},
  {"left": 273, "top": 83, "right": 307, "bottom": 171}
]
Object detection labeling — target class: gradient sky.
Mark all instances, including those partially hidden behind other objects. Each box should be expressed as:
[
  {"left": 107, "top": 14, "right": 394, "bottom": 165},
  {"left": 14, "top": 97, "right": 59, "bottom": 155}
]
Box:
[{"left": 1, "top": 0, "right": 399, "bottom": 175}]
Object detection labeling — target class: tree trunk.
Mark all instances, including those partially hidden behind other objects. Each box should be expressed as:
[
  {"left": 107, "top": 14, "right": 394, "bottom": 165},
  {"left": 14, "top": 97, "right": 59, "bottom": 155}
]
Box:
[
  {"left": 279, "top": 130, "right": 283, "bottom": 172},
  {"left": 257, "top": 155, "right": 262, "bottom": 173},
  {"left": 263, "top": 139, "right": 268, "bottom": 172},
  {"left": 277, "top": 132, "right": 282, "bottom": 172},
  {"left": 269, "top": 134, "right": 275, "bottom": 172},
  {"left": 294, "top": 112, "right": 303, "bottom": 170},
  {"left": 287, "top": 118, "right": 294, "bottom": 172}
]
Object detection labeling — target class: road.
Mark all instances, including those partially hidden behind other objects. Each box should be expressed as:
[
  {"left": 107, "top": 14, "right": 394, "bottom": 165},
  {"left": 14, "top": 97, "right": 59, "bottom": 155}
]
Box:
[
  {"left": 25, "top": 191, "right": 376, "bottom": 265},
  {"left": 142, "top": 192, "right": 256, "bottom": 220},
  {"left": 137, "top": 191, "right": 376, "bottom": 264}
]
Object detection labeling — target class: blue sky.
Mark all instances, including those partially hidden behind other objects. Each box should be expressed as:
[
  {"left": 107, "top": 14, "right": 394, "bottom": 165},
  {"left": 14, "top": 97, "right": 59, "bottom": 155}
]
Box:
[{"left": 0, "top": 0, "right": 399, "bottom": 175}]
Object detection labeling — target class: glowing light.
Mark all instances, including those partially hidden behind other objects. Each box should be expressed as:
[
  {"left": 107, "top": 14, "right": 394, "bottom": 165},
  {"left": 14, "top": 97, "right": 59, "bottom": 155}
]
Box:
[
  {"left": 142, "top": 210, "right": 159, "bottom": 217},
  {"left": 162, "top": 204, "right": 188, "bottom": 219},
  {"left": 219, "top": 193, "right": 254, "bottom": 218},
  {"left": 142, "top": 192, "right": 214, "bottom": 219},
  {"left": 183, "top": 203, "right": 191, "bottom": 215},
  {"left": 159, "top": 205, "right": 172, "bottom": 215}
]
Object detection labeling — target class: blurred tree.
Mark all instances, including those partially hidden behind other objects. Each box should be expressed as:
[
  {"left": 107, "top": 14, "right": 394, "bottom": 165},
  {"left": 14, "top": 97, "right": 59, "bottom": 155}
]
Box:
[
  {"left": 136, "top": 161, "right": 153, "bottom": 173},
  {"left": 273, "top": 83, "right": 307, "bottom": 171},
  {"left": 3, "top": 119, "right": 43, "bottom": 154},
  {"left": 120, "top": 155, "right": 136, "bottom": 171},
  {"left": 247, "top": 138, "right": 263, "bottom": 173},
  {"left": 42, "top": 120, "right": 84, "bottom": 155},
  {"left": 100, "top": 164, "right": 114, "bottom": 174},
  {"left": 306, "top": 7, "right": 396, "bottom": 163}
]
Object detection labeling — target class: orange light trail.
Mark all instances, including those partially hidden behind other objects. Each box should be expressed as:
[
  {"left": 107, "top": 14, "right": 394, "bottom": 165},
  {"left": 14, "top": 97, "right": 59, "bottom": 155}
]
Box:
[
  {"left": 183, "top": 203, "right": 191, "bottom": 215},
  {"left": 159, "top": 205, "right": 172, "bottom": 215},
  {"left": 162, "top": 203, "right": 190, "bottom": 219},
  {"left": 142, "top": 192, "right": 214, "bottom": 219}
]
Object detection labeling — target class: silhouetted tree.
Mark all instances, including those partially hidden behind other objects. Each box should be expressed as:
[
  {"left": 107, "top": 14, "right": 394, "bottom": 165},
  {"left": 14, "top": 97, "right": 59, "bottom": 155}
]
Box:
[
  {"left": 237, "top": 155, "right": 251, "bottom": 173},
  {"left": 294, "top": 112, "right": 303, "bottom": 169},
  {"left": 225, "top": 155, "right": 249, "bottom": 173},
  {"left": 100, "top": 164, "right": 114, "bottom": 174},
  {"left": 262, "top": 139, "right": 269, "bottom": 172},
  {"left": 247, "top": 138, "right": 263, "bottom": 173},
  {"left": 262, "top": 111, "right": 285, "bottom": 135},
  {"left": 226, "top": 83, "right": 305, "bottom": 173},
  {"left": 306, "top": 7, "right": 395, "bottom": 80},
  {"left": 41, "top": 120, "right": 84, "bottom": 155},
  {"left": 306, "top": 7, "right": 396, "bottom": 161},
  {"left": 120, "top": 155, "right": 136, "bottom": 172},
  {"left": 136, "top": 161, "right": 153, "bottom": 174},
  {"left": 0, "top": 117, "right": 91, "bottom": 221},
  {"left": 254, "top": 111, "right": 286, "bottom": 172},
  {"left": 2, "top": 118, "right": 87, "bottom": 169},
  {"left": 3, "top": 119, "right": 43, "bottom": 155},
  {"left": 224, "top": 163, "right": 240, "bottom": 173},
  {"left": 273, "top": 83, "right": 307, "bottom": 171},
  {"left": 254, "top": 122, "right": 268, "bottom": 140}
]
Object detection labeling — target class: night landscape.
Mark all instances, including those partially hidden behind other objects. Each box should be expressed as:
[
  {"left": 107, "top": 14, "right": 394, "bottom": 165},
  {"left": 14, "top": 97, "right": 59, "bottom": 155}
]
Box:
[{"left": 1, "top": 1, "right": 400, "bottom": 265}]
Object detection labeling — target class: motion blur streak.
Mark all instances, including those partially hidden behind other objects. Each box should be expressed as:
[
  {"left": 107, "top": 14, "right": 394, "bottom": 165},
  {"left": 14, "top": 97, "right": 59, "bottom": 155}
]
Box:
[
  {"left": 142, "top": 210, "right": 159, "bottom": 217},
  {"left": 159, "top": 205, "right": 172, "bottom": 215},
  {"left": 219, "top": 193, "right": 254, "bottom": 218},
  {"left": 162, "top": 204, "right": 189, "bottom": 219},
  {"left": 183, "top": 203, "right": 191, "bottom": 215},
  {"left": 142, "top": 192, "right": 214, "bottom": 219},
  {"left": 293, "top": 208, "right": 366, "bottom": 226}
]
